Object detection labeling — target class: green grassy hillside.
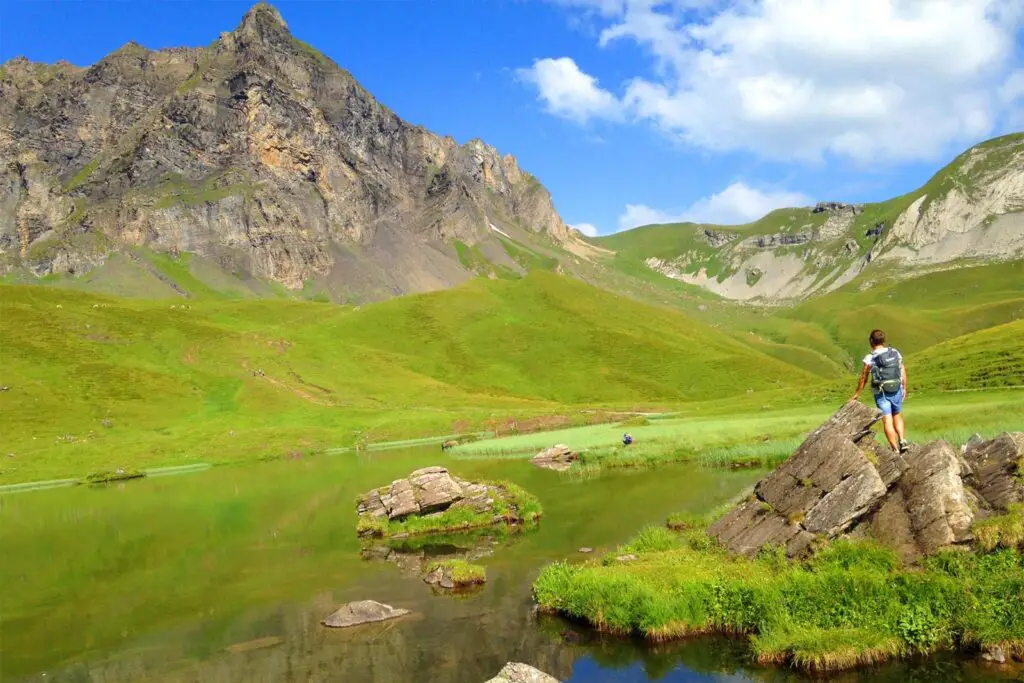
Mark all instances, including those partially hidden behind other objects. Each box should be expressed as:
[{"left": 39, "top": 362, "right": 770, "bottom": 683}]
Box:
[
  {"left": 911, "top": 319, "right": 1024, "bottom": 391},
  {"left": 785, "top": 261, "right": 1024, "bottom": 363},
  {"left": 0, "top": 272, "right": 823, "bottom": 482}
]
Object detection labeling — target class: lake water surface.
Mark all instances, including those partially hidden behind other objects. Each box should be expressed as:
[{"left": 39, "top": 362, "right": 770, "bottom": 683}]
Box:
[{"left": 1, "top": 448, "right": 1018, "bottom": 682}]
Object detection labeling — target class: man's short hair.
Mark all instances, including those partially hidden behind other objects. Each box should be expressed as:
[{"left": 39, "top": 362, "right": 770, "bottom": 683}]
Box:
[{"left": 870, "top": 329, "right": 886, "bottom": 346}]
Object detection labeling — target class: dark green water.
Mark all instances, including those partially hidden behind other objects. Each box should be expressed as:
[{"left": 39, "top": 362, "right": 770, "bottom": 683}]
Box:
[{"left": 0, "top": 449, "right": 1018, "bottom": 682}]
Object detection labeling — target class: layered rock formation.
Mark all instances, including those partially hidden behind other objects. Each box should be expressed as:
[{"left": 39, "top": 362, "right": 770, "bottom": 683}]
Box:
[
  {"left": 709, "top": 401, "right": 1024, "bottom": 560},
  {"left": 0, "top": 4, "right": 572, "bottom": 297}
]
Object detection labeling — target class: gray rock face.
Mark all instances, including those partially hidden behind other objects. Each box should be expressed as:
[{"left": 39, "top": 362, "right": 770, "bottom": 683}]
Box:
[
  {"left": 485, "top": 662, "right": 560, "bottom": 683},
  {"left": 812, "top": 201, "right": 864, "bottom": 215},
  {"left": 744, "top": 231, "right": 813, "bottom": 249},
  {"left": 0, "top": 4, "right": 572, "bottom": 297},
  {"left": 708, "top": 403, "right": 1022, "bottom": 561},
  {"left": 321, "top": 600, "right": 410, "bottom": 628},
  {"left": 963, "top": 432, "right": 1024, "bottom": 510},
  {"left": 530, "top": 444, "right": 577, "bottom": 471},
  {"left": 701, "top": 229, "right": 736, "bottom": 248}
]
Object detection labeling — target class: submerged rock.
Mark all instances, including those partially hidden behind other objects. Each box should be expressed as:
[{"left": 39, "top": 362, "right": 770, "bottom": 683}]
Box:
[
  {"left": 321, "top": 600, "right": 410, "bottom": 628},
  {"left": 484, "top": 662, "right": 560, "bottom": 683},
  {"left": 531, "top": 445, "right": 577, "bottom": 471},
  {"left": 708, "top": 401, "right": 1024, "bottom": 560},
  {"left": 982, "top": 644, "right": 1007, "bottom": 663}
]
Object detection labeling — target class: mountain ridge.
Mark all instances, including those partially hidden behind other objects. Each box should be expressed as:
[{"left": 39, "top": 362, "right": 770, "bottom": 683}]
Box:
[
  {"left": 0, "top": 3, "right": 580, "bottom": 299},
  {"left": 596, "top": 133, "right": 1024, "bottom": 302}
]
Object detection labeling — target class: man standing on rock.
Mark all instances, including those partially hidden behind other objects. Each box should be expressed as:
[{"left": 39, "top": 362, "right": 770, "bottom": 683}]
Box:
[{"left": 852, "top": 329, "right": 909, "bottom": 453}]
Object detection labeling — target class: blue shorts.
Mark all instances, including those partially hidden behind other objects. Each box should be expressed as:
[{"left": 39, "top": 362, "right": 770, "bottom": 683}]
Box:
[{"left": 874, "top": 387, "right": 904, "bottom": 416}]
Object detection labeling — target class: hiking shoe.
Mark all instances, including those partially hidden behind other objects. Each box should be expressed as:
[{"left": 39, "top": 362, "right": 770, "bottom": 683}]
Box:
[{"left": 899, "top": 439, "right": 910, "bottom": 454}]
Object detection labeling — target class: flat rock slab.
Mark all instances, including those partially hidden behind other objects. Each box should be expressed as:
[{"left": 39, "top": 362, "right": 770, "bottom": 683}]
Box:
[
  {"left": 484, "top": 662, "right": 560, "bottom": 683},
  {"left": 321, "top": 600, "right": 411, "bottom": 628},
  {"left": 710, "top": 401, "right": 884, "bottom": 557}
]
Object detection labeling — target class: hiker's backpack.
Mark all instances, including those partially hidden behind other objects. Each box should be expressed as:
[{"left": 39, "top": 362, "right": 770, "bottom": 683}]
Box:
[{"left": 871, "top": 348, "right": 903, "bottom": 393}]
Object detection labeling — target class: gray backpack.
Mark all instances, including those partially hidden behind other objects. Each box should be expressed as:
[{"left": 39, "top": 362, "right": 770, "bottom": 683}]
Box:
[{"left": 871, "top": 348, "right": 902, "bottom": 393}]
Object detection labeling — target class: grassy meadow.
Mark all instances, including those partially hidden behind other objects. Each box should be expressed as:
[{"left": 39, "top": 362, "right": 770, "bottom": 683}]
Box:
[
  {"left": 1, "top": 270, "right": 824, "bottom": 483},
  {"left": 2, "top": 253, "right": 1022, "bottom": 484}
]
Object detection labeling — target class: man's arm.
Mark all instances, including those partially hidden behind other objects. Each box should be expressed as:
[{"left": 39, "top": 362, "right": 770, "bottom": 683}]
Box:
[
  {"left": 901, "top": 361, "right": 908, "bottom": 397},
  {"left": 851, "top": 364, "right": 870, "bottom": 400}
]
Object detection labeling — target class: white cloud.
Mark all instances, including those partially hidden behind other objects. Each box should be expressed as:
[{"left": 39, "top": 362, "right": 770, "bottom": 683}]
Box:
[
  {"left": 515, "top": 57, "right": 622, "bottom": 123},
  {"left": 570, "top": 222, "right": 601, "bottom": 236},
  {"left": 528, "top": 0, "right": 1024, "bottom": 162},
  {"left": 618, "top": 182, "right": 811, "bottom": 230}
]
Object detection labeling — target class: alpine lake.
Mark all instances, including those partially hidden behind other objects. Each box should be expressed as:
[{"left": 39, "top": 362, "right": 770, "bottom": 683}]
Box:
[{"left": 1, "top": 447, "right": 1018, "bottom": 683}]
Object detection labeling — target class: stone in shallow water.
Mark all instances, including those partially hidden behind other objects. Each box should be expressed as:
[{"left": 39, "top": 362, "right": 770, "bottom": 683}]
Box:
[
  {"left": 484, "top": 662, "right": 560, "bottom": 683},
  {"left": 321, "top": 600, "right": 411, "bottom": 628},
  {"left": 530, "top": 444, "right": 577, "bottom": 471}
]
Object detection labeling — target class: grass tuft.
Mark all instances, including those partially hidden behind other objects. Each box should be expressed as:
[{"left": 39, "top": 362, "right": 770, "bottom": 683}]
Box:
[
  {"left": 425, "top": 559, "right": 486, "bottom": 586},
  {"left": 972, "top": 504, "right": 1024, "bottom": 551}
]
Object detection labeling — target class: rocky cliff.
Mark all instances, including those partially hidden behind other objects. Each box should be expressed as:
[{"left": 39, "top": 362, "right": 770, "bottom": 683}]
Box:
[
  {"left": 0, "top": 4, "right": 573, "bottom": 296},
  {"left": 606, "top": 134, "right": 1024, "bottom": 302}
]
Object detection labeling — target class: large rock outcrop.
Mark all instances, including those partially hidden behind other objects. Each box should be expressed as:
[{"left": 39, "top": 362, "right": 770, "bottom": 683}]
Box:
[
  {"left": 0, "top": 3, "right": 573, "bottom": 299},
  {"left": 708, "top": 400, "right": 1024, "bottom": 560}
]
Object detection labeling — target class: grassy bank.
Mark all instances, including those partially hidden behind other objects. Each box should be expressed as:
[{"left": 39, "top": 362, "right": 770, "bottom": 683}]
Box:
[{"left": 534, "top": 522, "right": 1024, "bottom": 671}]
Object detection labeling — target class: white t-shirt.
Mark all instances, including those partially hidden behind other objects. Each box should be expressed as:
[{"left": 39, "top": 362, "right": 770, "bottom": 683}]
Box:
[{"left": 862, "top": 346, "right": 902, "bottom": 367}]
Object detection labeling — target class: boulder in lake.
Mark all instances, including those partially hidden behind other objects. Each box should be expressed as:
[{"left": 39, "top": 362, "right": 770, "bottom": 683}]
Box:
[
  {"left": 356, "top": 467, "right": 540, "bottom": 537},
  {"left": 707, "top": 400, "right": 1024, "bottom": 561},
  {"left": 531, "top": 444, "right": 577, "bottom": 471},
  {"left": 484, "top": 662, "right": 560, "bottom": 683},
  {"left": 321, "top": 600, "right": 410, "bottom": 628}
]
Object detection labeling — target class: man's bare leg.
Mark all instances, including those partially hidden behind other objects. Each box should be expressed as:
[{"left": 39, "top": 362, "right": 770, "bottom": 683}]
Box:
[
  {"left": 893, "top": 413, "right": 905, "bottom": 442},
  {"left": 881, "top": 415, "right": 899, "bottom": 450}
]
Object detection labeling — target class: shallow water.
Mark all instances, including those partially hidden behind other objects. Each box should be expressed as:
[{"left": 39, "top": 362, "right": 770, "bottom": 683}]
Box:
[{"left": 0, "top": 449, "right": 1018, "bottom": 682}]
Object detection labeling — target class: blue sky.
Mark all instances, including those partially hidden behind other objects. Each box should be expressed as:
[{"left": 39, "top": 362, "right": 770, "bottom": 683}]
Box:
[{"left": 2, "top": 0, "right": 1022, "bottom": 236}]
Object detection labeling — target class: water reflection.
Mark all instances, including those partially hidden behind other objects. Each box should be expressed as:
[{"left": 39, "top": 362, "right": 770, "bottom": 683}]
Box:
[{"left": 3, "top": 451, "right": 1019, "bottom": 682}]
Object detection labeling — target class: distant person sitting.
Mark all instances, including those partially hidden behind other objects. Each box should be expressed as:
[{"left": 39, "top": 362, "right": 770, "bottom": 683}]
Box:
[
  {"left": 851, "top": 328, "right": 909, "bottom": 453},
  {"left": 622, "top": 433, "right": 633, "bottom": 446}
]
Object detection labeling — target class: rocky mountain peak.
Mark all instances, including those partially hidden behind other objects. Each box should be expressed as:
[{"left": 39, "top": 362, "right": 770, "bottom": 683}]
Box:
[
  {"left": 232, "top": 3, "right": 292, "bottom": 49},
  {"left": 0, "top": 2, "right": 574, "bottom": 299}
]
